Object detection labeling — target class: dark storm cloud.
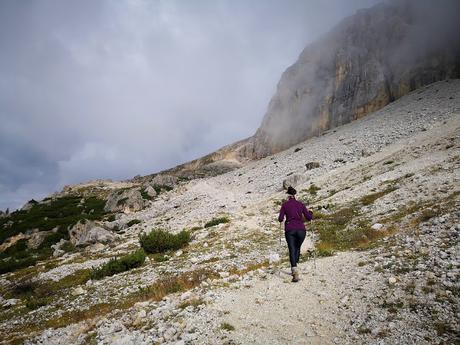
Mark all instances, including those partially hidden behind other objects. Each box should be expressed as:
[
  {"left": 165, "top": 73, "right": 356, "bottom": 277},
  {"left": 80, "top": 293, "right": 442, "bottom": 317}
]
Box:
[{"left": 0, "top": 0, "right": 381, "bottom": 210}]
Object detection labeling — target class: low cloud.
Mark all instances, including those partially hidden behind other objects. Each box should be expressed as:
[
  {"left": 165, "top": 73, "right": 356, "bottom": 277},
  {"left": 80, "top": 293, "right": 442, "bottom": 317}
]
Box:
[{"left": 0, "top": 0, "right": 380, "bottom": 210}]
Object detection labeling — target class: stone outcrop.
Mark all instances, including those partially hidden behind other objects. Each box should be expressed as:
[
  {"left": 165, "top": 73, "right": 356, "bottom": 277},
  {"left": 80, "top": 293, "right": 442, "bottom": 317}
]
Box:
[
  {"left": 245, "top": 0, "right": 460, "bottom": 158},
  {"left": 282, "top": 174, "right": 305, "bottom": 190},
  {"left": 21, "top": 199, "right": 38, "bottom": 212},
  {"left": 68, "top": 220, "right": 115, "bottom": 247},
  {"left": 151, "top": 174, "right": 178, "bottom": 188},
  {"left": 104, "top": 188, "right": 147, "bottom": 213}
]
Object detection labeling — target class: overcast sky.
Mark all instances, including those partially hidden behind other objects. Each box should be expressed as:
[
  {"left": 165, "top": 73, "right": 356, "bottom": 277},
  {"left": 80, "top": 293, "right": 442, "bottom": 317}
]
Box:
[{"left": 0, "top": 0, "right": 381, "bottom": 211}]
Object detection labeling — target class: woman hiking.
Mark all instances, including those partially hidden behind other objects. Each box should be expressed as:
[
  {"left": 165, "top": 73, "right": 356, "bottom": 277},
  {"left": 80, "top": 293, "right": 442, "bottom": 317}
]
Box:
[{"left": 278, "top": 186, "right": 313, "bottom": 282}]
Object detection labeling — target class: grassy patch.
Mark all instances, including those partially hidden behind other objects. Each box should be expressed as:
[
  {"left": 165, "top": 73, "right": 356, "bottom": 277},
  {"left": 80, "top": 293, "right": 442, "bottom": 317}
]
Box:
[
  {"left": 416, "top": 209, "right": 440, "bottom": 223},
  {"left": 90, "top": 249, "right": 146, "bottom": 280},
  {"left": 178, "top": 298, "right": 205, "bottom": 309},
  {"left": 220, "top": 322, "right": 235, "bottom": 331},
  {"left": 25, "top": 296, "right": 52, "bottom": 310},
  {"left": 360, "top": 186, "right": 397, "bottom": 206},
  {"left": 307, "top": 184, "right": 321, "bottom": 196},
  {"left": 315, "top": 246, "right": 335, "bottom": 257},
  {"left": 139, "top": 229, "right": 190, "bottom": 254},
  {"left": 204, "top": 217, "right": 230, "bottom": 228},
  {"left": 312, "top": 206, "right": 389, "bottom": 251},
  {"left": 151, "top": 254, "right": 169, "bottom": 262},
  {"left": 5, "top": 269, "right": 92, "bottom": 303}
]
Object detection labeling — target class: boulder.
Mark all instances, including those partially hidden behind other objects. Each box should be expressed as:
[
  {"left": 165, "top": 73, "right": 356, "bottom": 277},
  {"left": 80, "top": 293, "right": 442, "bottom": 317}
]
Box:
[
  {"left": 282, "top": 174, "right": 304, "bottom": 189},
  {"left": 27, "top": 230, "right": 54, "bottom": 250},
  {"left": 104, "top": 188, "right": 147, "bottom": 213},
  {"left": 371, "top": 223, "right": 384, "bottom": 231},
  {"left": 51, "top": 239, "right": 67, "bottom": 257},
  {"left": 151, "top": 174, "right": 178, "bottom": 188},
  {"left": 305, "top": 162, "right": 321, "bottom": 170},
  {"left": 144, "top": 185, "right": 157, "bottom": 198},
  {"left": 69, "top": 220, "right": 115, "bottom": 247}
]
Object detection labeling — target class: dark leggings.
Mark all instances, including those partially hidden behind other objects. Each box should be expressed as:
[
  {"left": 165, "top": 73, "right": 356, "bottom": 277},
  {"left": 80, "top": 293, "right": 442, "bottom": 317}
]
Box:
[{"left": 285, "top": 229, "right": 306, "bottom": 267}]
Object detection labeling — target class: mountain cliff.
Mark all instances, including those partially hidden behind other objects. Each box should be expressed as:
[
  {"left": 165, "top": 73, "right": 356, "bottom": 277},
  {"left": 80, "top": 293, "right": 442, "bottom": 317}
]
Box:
[{"left": 244, "top": 0, "right": 460, "bottom": 158}]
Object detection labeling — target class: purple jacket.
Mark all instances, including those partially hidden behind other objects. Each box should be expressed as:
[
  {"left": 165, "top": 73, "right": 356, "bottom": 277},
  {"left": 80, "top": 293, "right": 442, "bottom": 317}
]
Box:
[{"left": 278, "top": 196, "right": 313, "bottom": 231}]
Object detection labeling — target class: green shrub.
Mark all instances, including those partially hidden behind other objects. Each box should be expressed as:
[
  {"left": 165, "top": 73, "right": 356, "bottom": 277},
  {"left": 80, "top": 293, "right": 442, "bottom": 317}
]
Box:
[
  {"left": 127, "top": 219, "right": 142, "bottom": 227},
  {"left": 204, "top": 217, "right": 229, "bottom": 228},
  {"left": 61, "top": 241, "right": 75, "bottom": 253},
  {"left": 315, "top": 246, "right": 335, "bottom": 257},
  {"left": 153, "top": 185, "right": 173, "bottom": 195},
  {"left": 307, "top": 184, "right": 321, "bottom": 196},
  {"left": 25, "top": 296, "right": 51, "bottom": 310},
  {"left": 0, "top": 239, "right": 28, "bottom": 259},
  {"left": 220, "top": 322, "right": 235, "bottom": 331},
  {"left": 140, "top": 188, "right": 153, "bottom": 201},
  {"left": 152, "top": 254, "right": 169, "bottom": 262},
  {"left": 90, "top": 249, "right": 146, "bottom": 280},
  {"left": 0, "top": 195, "right": 107, "bottom": 245},
  {"left": 38, "top": 228, "right": 69, "bottom": 249},
  {"left": 106, "top": 214, "right": 116, "bottom": 222},
  {"left": 0, "top": 256, "right": 38, "bottom": 274},
  {"left": 139, "top": 229, "right": 190, "bottom": 254}
]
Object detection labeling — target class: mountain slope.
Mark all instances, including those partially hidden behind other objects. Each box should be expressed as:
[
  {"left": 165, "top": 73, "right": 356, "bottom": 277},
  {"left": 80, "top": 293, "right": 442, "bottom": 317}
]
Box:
[
  {"left": 1, "top": 80, "right": 459, "bottom": 344},
  {"left": 245, "top": 0, "right": 460, "bottom": 158}
]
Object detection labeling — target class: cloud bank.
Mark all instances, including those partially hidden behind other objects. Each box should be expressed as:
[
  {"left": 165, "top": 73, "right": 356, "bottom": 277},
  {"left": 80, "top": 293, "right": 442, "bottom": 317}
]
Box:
[{"left": 0, "top": 0, "right": 380, "bottom": 210}]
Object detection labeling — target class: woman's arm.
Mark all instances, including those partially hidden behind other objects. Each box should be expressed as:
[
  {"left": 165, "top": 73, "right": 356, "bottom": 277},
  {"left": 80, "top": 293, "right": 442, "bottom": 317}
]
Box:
[
  {"left": 302, "top": 204, "right": 313, "bottom": 221},
  {"left": 278, "top": 204, "right": 285, "bottom": 222}
]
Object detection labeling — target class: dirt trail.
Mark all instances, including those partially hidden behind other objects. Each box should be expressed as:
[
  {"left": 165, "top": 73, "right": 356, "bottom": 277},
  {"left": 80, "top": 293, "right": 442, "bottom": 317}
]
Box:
[{"left": 201, "top": 251, "right": 374, "bottom": 345}]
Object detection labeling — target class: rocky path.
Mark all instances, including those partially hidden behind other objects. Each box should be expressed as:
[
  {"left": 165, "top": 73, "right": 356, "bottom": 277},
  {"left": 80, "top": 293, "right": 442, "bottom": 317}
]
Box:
[{"left": 205, "top": 252, "right": 369, "bottom": 345}]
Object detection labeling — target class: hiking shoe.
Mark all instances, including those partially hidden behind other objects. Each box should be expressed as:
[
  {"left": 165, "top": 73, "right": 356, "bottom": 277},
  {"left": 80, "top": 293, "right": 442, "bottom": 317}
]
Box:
[{"left": 291, "top": 267, "right": 300, "bottom": 282}]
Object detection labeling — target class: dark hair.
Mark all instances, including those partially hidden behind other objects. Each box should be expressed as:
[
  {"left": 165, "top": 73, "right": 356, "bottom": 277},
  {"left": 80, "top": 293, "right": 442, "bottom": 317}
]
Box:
[{"left": 286, "top": 186, "right": 297, "bottom": 195}]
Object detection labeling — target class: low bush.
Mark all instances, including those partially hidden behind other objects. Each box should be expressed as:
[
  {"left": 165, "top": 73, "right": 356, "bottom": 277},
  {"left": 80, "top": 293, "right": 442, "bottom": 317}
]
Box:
[
  {"left": 140, "top": 188, "right": 154, "bottom": 201},
  {"left": 139, "top": 229, "right": 190, "bottom": 254},
  {"left": 0, "top": 256, "right": 38, "bottom": 274},
  {"left": 204, "top": 217, "right": 230, "bottom": 228},
  {"left": 152, "top": 254, "right": 169, "bottom": 262},
  {"left": 90, "top": 249, "right": 146, "bottom": 280},
  {"left": 127, "top": 219, "right": 142, "bottom": 227},
  {"left": 307, "top": 184, "right": 321, "bottom": 196},
  {"left": 153, "top": 185, "right": 173, "bottom": 195},
  {"left": 25, "top": 296, "right": 52, "bottom": 310},
  {"left": 220, "top": 322, "right": 235, "bottom": 331}
]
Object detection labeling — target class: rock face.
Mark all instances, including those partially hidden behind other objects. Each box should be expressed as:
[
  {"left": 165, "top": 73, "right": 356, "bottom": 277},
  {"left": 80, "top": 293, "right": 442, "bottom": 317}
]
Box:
[
  {"left": 69, "top": 220, "right": 115, "bottom": 246},
  {"left": 151, "top": 174, "right": 178, "bottom": 188},
  {"left": 246, "top": 0, "right": 460, "bottom": 158},
  {"left": 104, "top": 189, "right": 147, "bottom": 213},
  {"left": 282, "top": 174, "right": 304, "bottom": 190}
]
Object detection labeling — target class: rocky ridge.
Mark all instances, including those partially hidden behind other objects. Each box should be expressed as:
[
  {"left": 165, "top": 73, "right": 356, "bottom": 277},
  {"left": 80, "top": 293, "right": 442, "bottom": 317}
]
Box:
[
  {"left": 0, "top": 80, "right": 459, "bottom": 344},
  {"left": 246, "top": 0, "right": 460, "bottom": 158}
]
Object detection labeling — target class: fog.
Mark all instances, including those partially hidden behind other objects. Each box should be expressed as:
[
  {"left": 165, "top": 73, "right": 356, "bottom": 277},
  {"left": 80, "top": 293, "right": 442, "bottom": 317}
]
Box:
[
  {"left": 252, "top": 0, "right": 460, "bottom": 157},
  {"left": 0, "top": 0, "right": 382, "bottom": 210}
]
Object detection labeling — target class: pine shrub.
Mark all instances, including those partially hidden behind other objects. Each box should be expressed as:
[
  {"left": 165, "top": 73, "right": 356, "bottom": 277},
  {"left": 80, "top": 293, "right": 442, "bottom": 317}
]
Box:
[
  {"left": 90, "top": 249, "right": 146, "bottom": 280},
  {"left": 139, "top": 229, "right": 190, "bottom": 254},
  {"left": 204, "top": 217, "right": 229, "bottom": 228}
]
